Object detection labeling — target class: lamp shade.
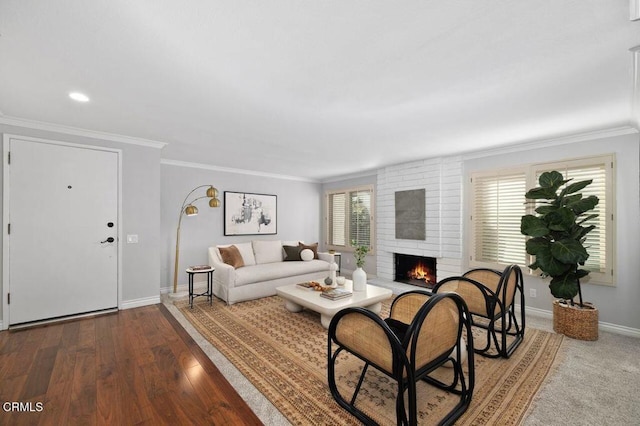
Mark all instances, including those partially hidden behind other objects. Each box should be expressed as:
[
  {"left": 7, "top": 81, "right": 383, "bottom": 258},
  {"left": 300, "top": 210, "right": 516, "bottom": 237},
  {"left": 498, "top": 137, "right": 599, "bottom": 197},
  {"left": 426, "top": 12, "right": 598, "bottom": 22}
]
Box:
[
  {"left": 209, "top": 198, "right": 221, "bottom": 208},
  {"left": 206, "top": 186, "right": 219, "bottom": 198},
  {"left": 184, "top": 205, "right": 198, "bottom": 216}
]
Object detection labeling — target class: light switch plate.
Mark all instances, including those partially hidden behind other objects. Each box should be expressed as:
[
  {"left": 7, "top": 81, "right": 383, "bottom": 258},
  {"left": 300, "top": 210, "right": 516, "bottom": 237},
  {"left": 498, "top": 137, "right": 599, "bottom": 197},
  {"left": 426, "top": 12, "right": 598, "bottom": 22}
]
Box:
[{"left": 126, "top": 234, "right": 139, "bottom": 244}]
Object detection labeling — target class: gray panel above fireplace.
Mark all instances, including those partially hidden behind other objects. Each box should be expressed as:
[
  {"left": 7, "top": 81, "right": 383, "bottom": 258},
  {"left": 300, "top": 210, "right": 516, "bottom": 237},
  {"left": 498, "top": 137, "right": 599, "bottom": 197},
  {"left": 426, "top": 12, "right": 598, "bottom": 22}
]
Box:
[{"left": 395, "top": 188, "right": 426, "bottom": 240}]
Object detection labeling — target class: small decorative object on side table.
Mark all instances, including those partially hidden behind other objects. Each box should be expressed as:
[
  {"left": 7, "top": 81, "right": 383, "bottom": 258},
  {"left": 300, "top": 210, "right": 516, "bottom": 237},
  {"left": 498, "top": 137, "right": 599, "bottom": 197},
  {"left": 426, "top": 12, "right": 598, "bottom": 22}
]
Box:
[{"left": 186, "top": 266, "right": 214, "bottom": 308}]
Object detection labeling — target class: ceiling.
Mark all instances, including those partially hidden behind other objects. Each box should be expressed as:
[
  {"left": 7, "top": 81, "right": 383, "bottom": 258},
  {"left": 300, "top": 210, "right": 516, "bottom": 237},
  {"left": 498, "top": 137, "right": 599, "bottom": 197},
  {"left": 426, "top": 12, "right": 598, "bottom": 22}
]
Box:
[{"left": 0, "top": 1, "right": 638, "bottom": 181}]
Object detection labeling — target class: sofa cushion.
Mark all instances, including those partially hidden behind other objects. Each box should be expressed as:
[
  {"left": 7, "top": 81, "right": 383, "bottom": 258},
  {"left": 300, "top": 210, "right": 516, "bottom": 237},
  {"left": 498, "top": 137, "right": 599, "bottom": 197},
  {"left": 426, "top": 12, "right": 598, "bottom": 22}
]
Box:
[
  {"left": 234, "top": 259, "right": 329, "bottom": 286},
  {"left": 298, "top": 242, "right": 319, "bottom": 259},
  {"left": 283, "top": 245, "right": 303, "bottom": 261},
  {"left": 253, "top": 240, "right": 283, "bottom": 264},
  {"left": 219, "top": 245, "right": 244, "bottom": 268},
  {"left": 234, "top": 242, "right": 256, "bottom": 266}
]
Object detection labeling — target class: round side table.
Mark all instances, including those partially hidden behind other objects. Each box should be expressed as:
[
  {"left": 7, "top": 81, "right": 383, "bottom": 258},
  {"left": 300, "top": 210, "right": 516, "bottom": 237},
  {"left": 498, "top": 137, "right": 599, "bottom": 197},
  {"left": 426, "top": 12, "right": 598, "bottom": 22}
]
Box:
[{"left": 186, "top": 266, "right": 214, "bottom": 308}]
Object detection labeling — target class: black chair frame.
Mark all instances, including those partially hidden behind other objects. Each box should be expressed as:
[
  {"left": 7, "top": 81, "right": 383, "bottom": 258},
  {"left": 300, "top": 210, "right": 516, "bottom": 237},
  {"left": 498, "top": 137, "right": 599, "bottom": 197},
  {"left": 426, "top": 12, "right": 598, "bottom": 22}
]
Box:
[
  {"left": 327, "top": 291, "right": 475, "bottom": 426},
  {"left": 433, "top": 265, "right": 525, "bottom": 359}
]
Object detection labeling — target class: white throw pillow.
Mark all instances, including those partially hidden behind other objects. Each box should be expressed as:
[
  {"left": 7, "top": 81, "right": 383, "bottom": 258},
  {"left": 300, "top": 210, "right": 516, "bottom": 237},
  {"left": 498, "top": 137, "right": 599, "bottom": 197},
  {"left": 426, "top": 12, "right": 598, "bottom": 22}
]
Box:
[
  {"left": 252, "top": 240, "right": 283, "bottom": 264},
  {"left": 300, "top": 248, "right": 314, "bottom": 261},
  {"left": 234, "top": 242, "right": 256, "bottom": 266}
]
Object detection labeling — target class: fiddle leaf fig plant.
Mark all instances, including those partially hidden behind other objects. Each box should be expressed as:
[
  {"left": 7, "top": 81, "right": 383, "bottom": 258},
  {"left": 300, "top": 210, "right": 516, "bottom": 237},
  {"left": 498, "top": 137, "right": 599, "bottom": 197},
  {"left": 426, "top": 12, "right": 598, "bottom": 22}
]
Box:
[{"left": 520, "top": 171, "right": 599, "bottom": 306}]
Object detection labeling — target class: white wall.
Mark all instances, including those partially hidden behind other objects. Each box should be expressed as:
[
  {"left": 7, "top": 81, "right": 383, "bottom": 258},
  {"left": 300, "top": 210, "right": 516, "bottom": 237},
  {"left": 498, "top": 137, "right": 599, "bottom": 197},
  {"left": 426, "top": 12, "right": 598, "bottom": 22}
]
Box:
[
  {"left": 161, "top": 162, "right": 323, "bottom": 292},
  {"left": 0, "top": 123, "right": 163, "bottom": 322},
  {"left": 376, "top": 156, "right": 464, "bottom": 281}
]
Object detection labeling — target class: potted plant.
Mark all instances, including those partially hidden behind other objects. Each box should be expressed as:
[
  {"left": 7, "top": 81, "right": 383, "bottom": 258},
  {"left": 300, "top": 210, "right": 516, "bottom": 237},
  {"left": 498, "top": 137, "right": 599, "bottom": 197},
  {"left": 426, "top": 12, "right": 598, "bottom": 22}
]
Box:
[
  {"left": 351, "top": 240, "right": 369, "bottom": 292},
  {"left": 520, "top": 170, "right": 599, "bottom": 340}
]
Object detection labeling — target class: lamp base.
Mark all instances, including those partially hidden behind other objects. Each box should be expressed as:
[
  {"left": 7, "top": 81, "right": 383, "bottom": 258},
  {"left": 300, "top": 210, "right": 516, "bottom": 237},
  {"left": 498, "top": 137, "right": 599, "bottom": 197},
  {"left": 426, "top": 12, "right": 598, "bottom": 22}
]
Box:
[{"left": 168, "top": 291, "right": 189, "bottom": 300}]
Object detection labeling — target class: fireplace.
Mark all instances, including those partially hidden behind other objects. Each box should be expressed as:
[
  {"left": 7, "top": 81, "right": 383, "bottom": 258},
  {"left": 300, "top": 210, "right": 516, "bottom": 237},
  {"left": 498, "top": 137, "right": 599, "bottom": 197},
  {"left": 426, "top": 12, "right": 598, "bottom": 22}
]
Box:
[{"left": 394, "top": 253, "right": 437, "bottom": 289}]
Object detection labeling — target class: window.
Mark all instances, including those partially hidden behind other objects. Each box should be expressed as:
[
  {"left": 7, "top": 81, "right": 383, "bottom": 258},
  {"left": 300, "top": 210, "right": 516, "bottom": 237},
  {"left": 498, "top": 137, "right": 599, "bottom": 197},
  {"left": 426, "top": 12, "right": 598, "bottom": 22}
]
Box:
[
  {"left": 470, "top": 154, "right": 615, "bottom": 285},
  {"left": 471, "top": 170, "right": 528, "bottom": 266},
  {"left": 326, "top": 186, "right": 374, "bottom": 251}
]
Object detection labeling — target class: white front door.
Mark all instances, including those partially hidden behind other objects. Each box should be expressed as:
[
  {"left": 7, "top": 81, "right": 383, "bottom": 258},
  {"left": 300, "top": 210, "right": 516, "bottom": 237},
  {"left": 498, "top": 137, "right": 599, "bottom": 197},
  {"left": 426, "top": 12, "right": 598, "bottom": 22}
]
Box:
[{"left": 5, "top": 137, "right": 119, "bottom": 325}]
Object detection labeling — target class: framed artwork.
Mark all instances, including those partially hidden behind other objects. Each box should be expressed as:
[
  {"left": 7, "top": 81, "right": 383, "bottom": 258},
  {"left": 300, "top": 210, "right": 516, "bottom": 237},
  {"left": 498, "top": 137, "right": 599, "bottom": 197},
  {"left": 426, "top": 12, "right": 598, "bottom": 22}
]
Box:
[{"left": 224, "top": 191, "right": 277, "bottom": 236}]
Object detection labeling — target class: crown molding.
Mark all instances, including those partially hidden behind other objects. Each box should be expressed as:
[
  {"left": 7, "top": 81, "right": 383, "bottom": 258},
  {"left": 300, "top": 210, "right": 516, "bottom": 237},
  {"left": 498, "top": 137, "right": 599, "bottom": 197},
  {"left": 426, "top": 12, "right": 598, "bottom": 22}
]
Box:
[
  {"left": 319, "top": 168, "right": 378, "bottom": 184},
  {"left": 461, "top": 126, "right": 639, "bottom": 161},
  {"left": 0, "top": 115, "right": 168, "bottom": 149},
  {"left": 161, "top": 159, "right": 320, "bottom": 183}
]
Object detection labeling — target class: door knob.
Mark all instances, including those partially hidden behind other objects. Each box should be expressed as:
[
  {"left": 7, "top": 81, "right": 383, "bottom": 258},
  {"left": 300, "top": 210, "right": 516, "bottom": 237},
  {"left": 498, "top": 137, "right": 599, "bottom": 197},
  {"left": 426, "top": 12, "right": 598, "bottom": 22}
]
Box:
[{"left": 101, "top": 237, "right": 115, "bottom": 243}]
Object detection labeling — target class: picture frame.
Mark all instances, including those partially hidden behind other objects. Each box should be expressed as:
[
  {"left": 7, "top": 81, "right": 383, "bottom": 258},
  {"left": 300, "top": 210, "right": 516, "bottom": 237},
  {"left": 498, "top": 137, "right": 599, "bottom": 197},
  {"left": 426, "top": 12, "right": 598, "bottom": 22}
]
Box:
[{"left": 224, "top": 191, "right": 277, "bottom": 236}]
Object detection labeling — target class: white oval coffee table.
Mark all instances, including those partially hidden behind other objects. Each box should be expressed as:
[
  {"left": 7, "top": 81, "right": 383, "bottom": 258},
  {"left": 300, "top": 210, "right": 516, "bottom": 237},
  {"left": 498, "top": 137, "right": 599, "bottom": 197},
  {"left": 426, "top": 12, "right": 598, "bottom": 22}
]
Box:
[{"left": 276, "top": 281, "right": 393, "bottom": 329}]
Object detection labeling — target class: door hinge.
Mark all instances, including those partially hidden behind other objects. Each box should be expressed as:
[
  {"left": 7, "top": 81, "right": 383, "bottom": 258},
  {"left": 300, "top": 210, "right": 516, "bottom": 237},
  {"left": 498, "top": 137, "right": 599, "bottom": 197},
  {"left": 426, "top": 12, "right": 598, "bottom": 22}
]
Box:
[
  {"left": 7, "top": 223, "right": 10, "bottom": 235},
  {"left": 7, "top": 151, "right": 10, "bottom": 165},
  {"left": 7, "top": 293, "right": 9, "bottom": 305}
]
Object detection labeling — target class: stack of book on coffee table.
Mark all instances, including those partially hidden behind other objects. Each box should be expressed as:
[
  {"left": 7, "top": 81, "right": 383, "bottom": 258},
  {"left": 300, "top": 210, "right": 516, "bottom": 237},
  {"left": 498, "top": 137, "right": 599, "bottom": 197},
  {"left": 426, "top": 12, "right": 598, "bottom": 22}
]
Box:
[{"left": 320, "top": 288, "right": 352, "bottom": 300}]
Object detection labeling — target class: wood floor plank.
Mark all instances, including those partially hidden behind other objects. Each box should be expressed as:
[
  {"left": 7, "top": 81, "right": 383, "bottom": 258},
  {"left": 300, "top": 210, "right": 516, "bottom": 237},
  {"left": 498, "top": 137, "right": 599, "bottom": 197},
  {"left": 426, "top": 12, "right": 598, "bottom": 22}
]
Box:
[
  {"left": 21, "top": 345, "right": 58, "bottom": 400},
  {"left": 0, "top": 303, "right": 263, "bottom": 425}
]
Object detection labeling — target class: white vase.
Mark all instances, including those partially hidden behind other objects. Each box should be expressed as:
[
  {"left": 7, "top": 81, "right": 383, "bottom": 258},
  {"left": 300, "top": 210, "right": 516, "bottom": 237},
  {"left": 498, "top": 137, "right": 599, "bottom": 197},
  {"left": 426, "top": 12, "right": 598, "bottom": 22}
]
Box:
[{"left": 352, "top": 267, "right": 367, "bottom": 292}]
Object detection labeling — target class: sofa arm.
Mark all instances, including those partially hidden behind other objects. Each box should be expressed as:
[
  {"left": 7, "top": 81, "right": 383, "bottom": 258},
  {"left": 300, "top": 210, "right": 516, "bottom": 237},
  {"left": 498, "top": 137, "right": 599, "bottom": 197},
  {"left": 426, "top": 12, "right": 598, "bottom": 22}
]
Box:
[
  {"left": 208, "top": 247, "right": 236, "bottom": 288},
  {"left": 318, "top": 252, "right": 334, "bottom": 263}
]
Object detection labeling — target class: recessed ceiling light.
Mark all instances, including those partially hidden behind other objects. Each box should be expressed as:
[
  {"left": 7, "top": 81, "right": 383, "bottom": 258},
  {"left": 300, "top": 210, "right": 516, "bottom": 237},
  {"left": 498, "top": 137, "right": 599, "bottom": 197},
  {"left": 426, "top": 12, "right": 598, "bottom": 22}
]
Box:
[{"left": 69, "top": 92, "right": 90, "bottom": 102}]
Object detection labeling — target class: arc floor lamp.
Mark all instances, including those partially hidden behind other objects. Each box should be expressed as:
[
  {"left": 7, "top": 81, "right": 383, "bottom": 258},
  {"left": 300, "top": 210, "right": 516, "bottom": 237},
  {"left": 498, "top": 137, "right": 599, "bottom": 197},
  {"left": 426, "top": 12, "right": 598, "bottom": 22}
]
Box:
[{"left": 173, "top": 185, "right": 221, "bottom": 295}]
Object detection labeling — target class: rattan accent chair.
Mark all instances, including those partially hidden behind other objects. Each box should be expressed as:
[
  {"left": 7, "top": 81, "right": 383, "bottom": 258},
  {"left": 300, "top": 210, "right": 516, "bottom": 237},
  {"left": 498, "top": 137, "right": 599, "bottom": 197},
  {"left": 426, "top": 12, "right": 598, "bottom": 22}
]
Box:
[
  {"left": 432, "top": 264, "right": 525, "bottom": 359},
  {"left": 327, "top": 291, "right": 475, "bottom": 426}
]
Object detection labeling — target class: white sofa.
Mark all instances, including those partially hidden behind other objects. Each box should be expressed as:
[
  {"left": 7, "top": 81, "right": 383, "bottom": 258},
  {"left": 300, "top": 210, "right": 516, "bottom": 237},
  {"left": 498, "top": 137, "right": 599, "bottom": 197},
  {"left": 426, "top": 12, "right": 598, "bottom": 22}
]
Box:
[{"left": 208, "top": 240, "right": 333, "bottom": 304}]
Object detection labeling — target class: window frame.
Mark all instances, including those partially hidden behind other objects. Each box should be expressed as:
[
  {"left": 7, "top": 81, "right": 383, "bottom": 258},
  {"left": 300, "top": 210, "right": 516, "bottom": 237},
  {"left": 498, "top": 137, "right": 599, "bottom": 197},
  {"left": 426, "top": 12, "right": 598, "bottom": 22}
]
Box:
[
  {"left": 469, "top": 154, "right": 615, "bottom": 286},
  {"left": 325, "top": 185, "right": 375, "bottom": 254}
]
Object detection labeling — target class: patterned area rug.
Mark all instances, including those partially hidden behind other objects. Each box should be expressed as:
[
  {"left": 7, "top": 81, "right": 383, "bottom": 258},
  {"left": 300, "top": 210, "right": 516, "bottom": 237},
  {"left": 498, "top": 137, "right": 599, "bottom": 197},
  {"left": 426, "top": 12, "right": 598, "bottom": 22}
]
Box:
[{"left": 177, "top": 296, "right": 564, "bottom": 425}]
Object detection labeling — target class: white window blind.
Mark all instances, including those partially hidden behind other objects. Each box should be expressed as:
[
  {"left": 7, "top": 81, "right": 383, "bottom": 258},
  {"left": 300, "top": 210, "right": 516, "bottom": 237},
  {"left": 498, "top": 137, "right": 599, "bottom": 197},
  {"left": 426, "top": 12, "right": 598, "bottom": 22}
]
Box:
[
  {"left": 328, "top": 193, "right": 346, "bottom": 246},
  {"left": 349, "top": 189, "right": 372, "bottom": 247},
  {"left": 326, "top": 186, "right": 374, "bottom": 250},
  {"left": 472, "top": 171, "right": 528, "bottom": 266}
]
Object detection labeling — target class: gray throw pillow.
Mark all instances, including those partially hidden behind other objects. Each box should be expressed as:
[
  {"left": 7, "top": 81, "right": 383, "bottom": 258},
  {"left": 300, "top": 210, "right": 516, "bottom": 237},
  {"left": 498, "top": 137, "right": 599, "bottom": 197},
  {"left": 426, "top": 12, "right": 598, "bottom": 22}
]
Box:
[{"left": 283, "top": 245, "right": 303, "bottom": 261}]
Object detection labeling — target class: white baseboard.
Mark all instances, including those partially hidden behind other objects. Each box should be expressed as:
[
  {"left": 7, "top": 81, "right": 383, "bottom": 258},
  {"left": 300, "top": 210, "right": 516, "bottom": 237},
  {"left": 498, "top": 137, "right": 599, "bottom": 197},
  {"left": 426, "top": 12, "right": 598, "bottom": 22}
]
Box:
[
  {"left": 121, "top": 295, "right": 161, "bottom": 310},
  {"left": 160, "top": 282, "right": 209, "bottom": 295},
  {"left": 520, "top": 304, "right": 640, "bottom": 338}
]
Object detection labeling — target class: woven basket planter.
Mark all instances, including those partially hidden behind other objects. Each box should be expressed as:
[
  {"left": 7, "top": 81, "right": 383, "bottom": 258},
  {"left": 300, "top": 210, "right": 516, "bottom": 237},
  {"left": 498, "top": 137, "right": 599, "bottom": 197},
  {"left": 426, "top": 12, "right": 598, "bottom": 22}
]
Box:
[{"left": 552, "top": 300, "right": 598, "bottom": 341}]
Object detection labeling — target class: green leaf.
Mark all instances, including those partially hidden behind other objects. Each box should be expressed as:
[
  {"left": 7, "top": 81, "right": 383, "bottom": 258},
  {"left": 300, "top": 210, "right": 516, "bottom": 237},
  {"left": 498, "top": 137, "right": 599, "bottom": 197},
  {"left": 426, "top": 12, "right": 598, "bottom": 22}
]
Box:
[
  {"left": 573, "top": 225, "right": 595, "bottom": 240},
  {"left": 545, "top": 208, "right": 575, "bottom": 232},
  {"left": 525, "top": 237, "right": 549, "bottom": 255},
  {"left": 560, "top": 193, "right": 582, "bottom": 207},
  {"left": 563, "top": 179, "right": 592, "bottom": 195},
  {"left": 577, "top": 214, "right": 598, "bottom": 225},
  {"left": 550, "top": 239, "right": 589, "bottom": 264},
  {"left": 520, "top": 215, "right": 549, "bottom": 237},
  {"left": 576, "top": 269, "right": 590, "bottom": 279},
  {"left": 535, "top": 205, "right": 558, "bottom": 215},
  {"left": 538, "top": 171, "right": 566, "bottom": 190},
  {"left": 549, "top": 272, "right": 579, "bottom": 299},
  {"left": 534, "top": 246, "right": 571, "bottom": 276},
  {"left": 569, "top": 195, "right": 599, "bottom": 215},
  {"left": 525, "top": 187, "right": 558, "bottom": 200}
]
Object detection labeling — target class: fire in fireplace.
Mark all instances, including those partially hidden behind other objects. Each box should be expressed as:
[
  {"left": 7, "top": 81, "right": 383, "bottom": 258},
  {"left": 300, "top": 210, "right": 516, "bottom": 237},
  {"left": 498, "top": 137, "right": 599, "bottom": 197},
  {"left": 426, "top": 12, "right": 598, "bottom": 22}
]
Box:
[{"left": 394, "top": 253, "right": 437, "bottom": 289}]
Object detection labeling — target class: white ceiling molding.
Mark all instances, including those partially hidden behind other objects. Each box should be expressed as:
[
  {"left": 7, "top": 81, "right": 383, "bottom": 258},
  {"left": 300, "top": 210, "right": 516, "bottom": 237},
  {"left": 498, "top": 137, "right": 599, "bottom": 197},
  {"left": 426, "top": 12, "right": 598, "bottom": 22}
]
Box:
[
  {"left": 632, "top": 46, "right": 640, "bottom": 128},
  {"left": 0, "top": 115, "right": 168, "bottom": 149},
  {"left": 632, "top": 0, "right": 640, "bottom": 20},
  {"left": 319, "top": 169, "right": 379, "bottom": 184},
  {"left": 160, "top": 159, "right": 319, "bottom": 183},
  {"left": 462, "top": 126, "right": 639, "bottom": 161}
]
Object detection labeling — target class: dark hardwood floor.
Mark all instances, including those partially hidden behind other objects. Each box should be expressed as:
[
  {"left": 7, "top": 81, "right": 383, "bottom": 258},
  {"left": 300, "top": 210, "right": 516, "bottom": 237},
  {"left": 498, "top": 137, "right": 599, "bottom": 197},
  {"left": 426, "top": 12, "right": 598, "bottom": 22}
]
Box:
[{"left": 0, "top": 304, "right": 263, "bottom": 425}]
